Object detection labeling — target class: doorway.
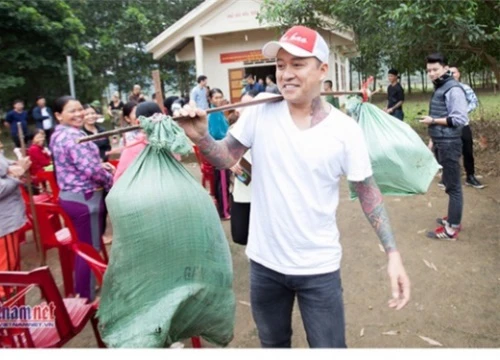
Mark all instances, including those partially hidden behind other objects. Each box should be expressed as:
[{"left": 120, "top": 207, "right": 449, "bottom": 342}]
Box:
[
  {"left": 227, "top": 64, "right": 277, "bottom": 103},
  {"left": 244, "top": 65, "right": 276, "bottom": 85}
]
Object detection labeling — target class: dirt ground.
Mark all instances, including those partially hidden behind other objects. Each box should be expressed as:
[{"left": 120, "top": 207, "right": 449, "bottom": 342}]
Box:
[{"left": 19, "top": 160, "right": 500, "bottom": 348}]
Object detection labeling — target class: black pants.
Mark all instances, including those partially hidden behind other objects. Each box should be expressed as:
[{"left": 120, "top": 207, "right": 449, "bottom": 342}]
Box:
[
  {"left": 11, "top": 135, "right": 28, "bottom": 148},
  {"left": 230, "top": 201, "right": 250, "bottom": 246},
  {"left": 433, "top": 138, "right": 463, "bottom": 226},
  {"left": 44, "top": 128, "right": 54, "bottom": 145},
  {"left": 462, "top": 125, "right": 475, "bottom": 177},
  {"left": 392, "top": 108, "right": 404, "bottom": 121},
  {"left": 435, "top": 126, "right": 475, "bottom": 177}
]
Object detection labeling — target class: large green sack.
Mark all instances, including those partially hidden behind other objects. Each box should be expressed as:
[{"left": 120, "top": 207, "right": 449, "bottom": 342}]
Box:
[
  {"left": 97, "top": 114, "right": 235, "bottom": 348},
  {"left": 347, "top": 97, "right": 441, "bottom": 198}
]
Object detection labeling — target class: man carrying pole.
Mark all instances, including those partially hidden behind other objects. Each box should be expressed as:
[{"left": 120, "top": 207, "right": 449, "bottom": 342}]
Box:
[{"left": 174, "top": 25, "right": 410, "bottom": 348}]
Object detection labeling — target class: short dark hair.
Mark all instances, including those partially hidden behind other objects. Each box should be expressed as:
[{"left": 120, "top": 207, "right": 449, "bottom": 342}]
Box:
[
  {"left": 136, "top": 101, "right": 162, "bottom": 118},
  {"left": 83, "top": 104, "right": 98, "bottom": 113},
  {"left": 209, "top": 88, "right": 224, "bottom": 99},
  {"left": 245, "top": 73, "right": 254, "bottom": 79},
  {"left": 122, "top": 101, "right": 138, "bottom": 118},
  {"left": 197, "top": 75, "right": 207, "bottom": 83},
  {"left": 53, "top": 96, "right": 75, "bottom": 114},
  {"left": 426, "top": 53, "right": 448, "bottom": 66},
  {"left": 163, "top": 96, "right": 179, "bottom": 115},
  {"left": 448, "top": 64, "right": 459, "bottom": 70},
  {"left": 35, "top": 96, "right": 45, "bottom": 102},
  {"left": 13, "top": 99, "right": 24, "bottom": 106},
  {"left": 388, "top": 68, "right": 399, "bottom": 76},
  {"left": 324, "top": 80, "right": 333, "bottom": 88},
  {"left": 266, "top": 74, "right": 275, "bottom": 83}
]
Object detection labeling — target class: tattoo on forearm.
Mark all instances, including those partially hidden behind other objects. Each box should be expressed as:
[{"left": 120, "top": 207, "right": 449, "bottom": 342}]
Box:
[
  {"left": 197, "top": 133, "right": 248, "bottom": 169},
  {"left": 310, "top": 97, "right": 329, "bottom": 128},
  {"left": 350, "top": 176, "right": 397, "bottom": 253}
]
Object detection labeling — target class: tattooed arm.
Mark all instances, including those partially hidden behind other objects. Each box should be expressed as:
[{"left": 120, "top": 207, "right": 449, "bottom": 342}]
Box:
[
  {"left": 175, "top": 106, "right": 248, "bottom": 169},
  {"left": 350, "top": 176, "right": 410, "bottom": 310},
  {"left": 350, "top": 176, "right": 397, "bottom": 253},
  {"left": 197, "top": 133, "right": 248, "bottom": 169}
]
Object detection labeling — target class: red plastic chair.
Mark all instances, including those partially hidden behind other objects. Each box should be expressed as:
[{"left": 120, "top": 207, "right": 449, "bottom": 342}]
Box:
[
  {"left": 36, "top": 170, "right": 60, "bottom": 201},
  {"left": 34, "top": 202, "right": 109, "bottom": 297},
  {"left": 57, "top": 234, "right": 202, "bottom": 348},
  {"left": 17, "top": 185, "right": 59, "bottom": 247},
  {"left": 0, "top": 266, "right": 104, "bottom": 348}
]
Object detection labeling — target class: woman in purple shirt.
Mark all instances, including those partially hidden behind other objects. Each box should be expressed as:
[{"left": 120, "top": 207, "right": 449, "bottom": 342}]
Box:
[{"left": 50, "top": 96, "right": 114, "bottom": 300}]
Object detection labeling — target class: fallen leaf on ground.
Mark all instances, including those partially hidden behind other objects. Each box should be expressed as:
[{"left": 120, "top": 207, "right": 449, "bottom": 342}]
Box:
[
  {"left": 382, "top": 330, "right": 399, "bottom": 336},
  {"left": 393, "top": 198, "right": 401, "bottom": 202},
  {"left": 423, "top": 259, "right": 432, "bottom": 269},
  {"left": 360, "top": 328, "right": 365, "bottom": 337},
  {"left": 378, "top": 244, "right": 385, "bottom": 253},
  {"left": 427, "top": 202, "right": 433, "bottom": 208},
  {"left": 417, "top": 229, "right": 427, "bottom": 234},
  {"left": 430, "top": 263, "right": 438, "bottom": 271},
  {"left": 418, "top": 335, "right": 442, "bottom": 346},
  {"left": 238, "top": 301, "right": 251, "bottom": 307}
]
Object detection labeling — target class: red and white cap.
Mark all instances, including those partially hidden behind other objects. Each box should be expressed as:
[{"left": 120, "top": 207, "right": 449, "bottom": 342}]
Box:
[{"left": 262, "top": 25, "right": 329, "bottom": 64}]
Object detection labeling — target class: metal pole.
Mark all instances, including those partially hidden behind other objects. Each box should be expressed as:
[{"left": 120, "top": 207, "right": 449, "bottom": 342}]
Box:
[{"left": 67, "top": 55, "right": 76, "bottom": 98}]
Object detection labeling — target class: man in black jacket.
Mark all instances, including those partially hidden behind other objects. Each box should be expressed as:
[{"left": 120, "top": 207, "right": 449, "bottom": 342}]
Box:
[
  {"left": 420, "top": 53, "right": 468, "bottom": 241},
  {"left": 32, "top": 96, "right": 55, "bottom": 142}
]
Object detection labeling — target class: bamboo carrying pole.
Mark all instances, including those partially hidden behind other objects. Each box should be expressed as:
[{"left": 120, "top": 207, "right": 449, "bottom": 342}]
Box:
[
  {"left": 76, "top": 90, "right": 367, "bottom": 144},
  {"left": 17, "top": 124, "right": 44, "bottom": 264}
]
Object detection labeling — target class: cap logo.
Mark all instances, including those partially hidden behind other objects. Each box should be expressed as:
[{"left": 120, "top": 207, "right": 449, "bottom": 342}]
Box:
[{"left": 282, "top": 32, "right": 308, "bottom": 44}]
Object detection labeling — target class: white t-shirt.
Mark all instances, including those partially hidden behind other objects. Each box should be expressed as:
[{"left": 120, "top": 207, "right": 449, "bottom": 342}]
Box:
[
  {"left": 41, "top": 107, "right": 53, "bottom": 130},
  {"left": 230, "top": 99, "right": 372, "bottom": 275}
]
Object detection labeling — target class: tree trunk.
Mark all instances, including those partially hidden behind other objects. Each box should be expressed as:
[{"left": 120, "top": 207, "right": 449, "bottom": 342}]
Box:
[
  {"left": 421, "top": 70, "right": 426, "bottom": 93},
  {"left": 468, "top": 71, "right": 472, "bottom": 87},
  {"left": 349, "top": 63, "right": 353, "bottom": 91},
  {"left": 358, "top": 70, "right": 361, "bottom": 90},
  {"left": 482, "top": 69, "right": 486, "bottom": 88},
  {"left": 373, "top": 76, "right": 377, "bottom": 92},
  {"left": 407, "top": 70, "right": 412, "bottom": 94},
  {"left": 472, "top": 71, "right": 477, "bottom": 89}
]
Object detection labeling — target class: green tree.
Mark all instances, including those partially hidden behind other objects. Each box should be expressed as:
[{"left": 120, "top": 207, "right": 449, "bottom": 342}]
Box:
[
  {"left": 259, "top": 0, "right": 500, "bottom": 89},
  {"left": 71, "top": 0, "right": 202, "bottom": 102},
  {"left": 0, "top": 0, "right": 88, "bottom": 108},
  {"left": 385, "top": 0, "right": 500, "bottom": 89}
]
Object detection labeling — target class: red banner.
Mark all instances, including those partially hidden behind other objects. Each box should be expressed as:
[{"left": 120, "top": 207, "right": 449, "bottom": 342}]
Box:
[{"left": 220, "top": 50, "right": 266, "bottom": 64}]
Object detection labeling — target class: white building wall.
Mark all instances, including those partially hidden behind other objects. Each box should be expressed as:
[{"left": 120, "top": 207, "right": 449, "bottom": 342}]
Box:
[{"left": 176, "top": 29, "right": 350, "bottom": 100}]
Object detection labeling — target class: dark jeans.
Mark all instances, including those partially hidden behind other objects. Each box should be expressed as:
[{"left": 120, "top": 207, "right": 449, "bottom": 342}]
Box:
[
  {"left": 250, "top": 260, "right": 346, "bottom": 348},
  {"left": 44, "top": 128, "right": 54, "bottom": 145},
  {"left": 462, "top": 125, "right": 475, "bottom": 176},
  {"left": 433, "top": 137, "right": 463, "bottom": 227},
  {"left": 392, "top": 108, "right": 404, "bottom": 121},
  {"left": 230, "top": 200, "right": 250, "bottom": 246},
  {"left": 11, "top": 135, "right": 29, "bottom": 148}
]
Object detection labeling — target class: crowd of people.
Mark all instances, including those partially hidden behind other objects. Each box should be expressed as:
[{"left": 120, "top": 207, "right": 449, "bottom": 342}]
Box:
[{"left": 0, "top": 23, "right": 489, "bottom": 348}]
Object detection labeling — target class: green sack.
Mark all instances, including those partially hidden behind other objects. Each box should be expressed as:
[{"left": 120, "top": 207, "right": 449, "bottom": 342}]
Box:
[
  {"left": 347, "top": 98, "right": 441, "bottom": 198},
  {"left": 97, "top": 114, "right": 235, "bottom": 348}
]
